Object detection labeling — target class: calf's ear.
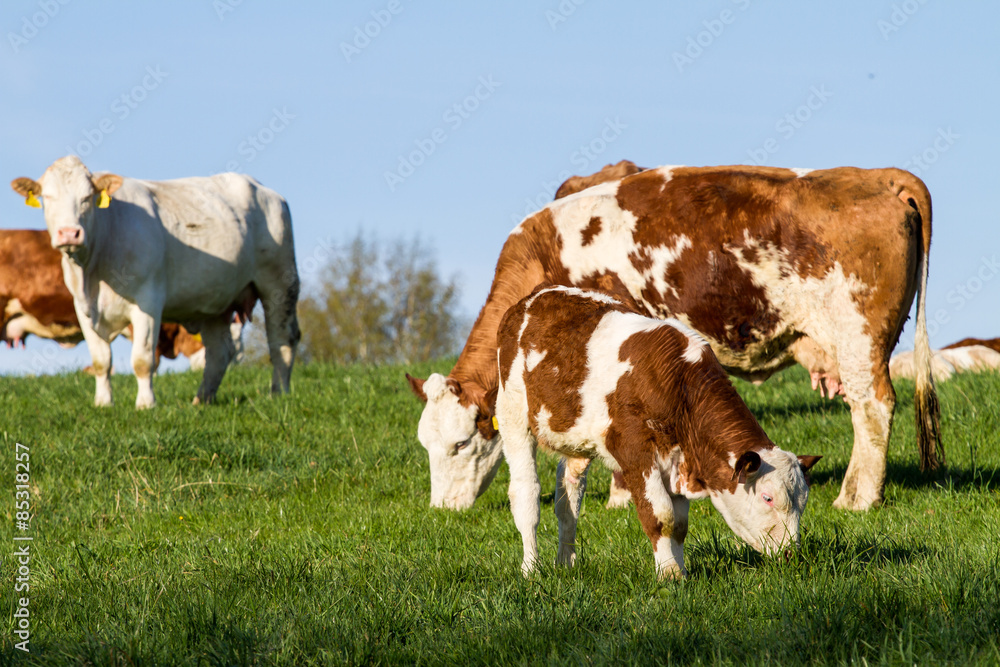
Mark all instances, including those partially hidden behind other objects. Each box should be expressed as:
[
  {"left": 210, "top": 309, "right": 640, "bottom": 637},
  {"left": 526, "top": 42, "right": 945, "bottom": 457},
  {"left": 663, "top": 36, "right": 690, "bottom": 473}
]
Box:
[
  {"left": 797, "top": 455, "right": 822, "bottom": 472},
  {"left": 731, "top": 451, "right": 762, "bottom": 484},
  {"left": 406, "top": 373, "right": 427, "bottom": 403}
]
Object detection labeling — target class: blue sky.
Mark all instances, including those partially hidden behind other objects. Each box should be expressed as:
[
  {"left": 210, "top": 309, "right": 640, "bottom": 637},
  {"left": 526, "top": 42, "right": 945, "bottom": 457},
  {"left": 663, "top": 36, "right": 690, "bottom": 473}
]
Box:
[{"left": 2, "top": 1, "right": 997, "bottom": 376}]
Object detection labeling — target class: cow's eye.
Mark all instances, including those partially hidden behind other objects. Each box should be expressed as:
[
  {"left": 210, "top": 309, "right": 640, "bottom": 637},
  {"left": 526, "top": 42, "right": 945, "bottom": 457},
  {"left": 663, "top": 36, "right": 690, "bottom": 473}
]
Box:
[
  {"left": 762, "top": 493, "right": 774, "bottom": 505},
  {"left": 454, "top": 437, "right": 472, "bottom": 453}
]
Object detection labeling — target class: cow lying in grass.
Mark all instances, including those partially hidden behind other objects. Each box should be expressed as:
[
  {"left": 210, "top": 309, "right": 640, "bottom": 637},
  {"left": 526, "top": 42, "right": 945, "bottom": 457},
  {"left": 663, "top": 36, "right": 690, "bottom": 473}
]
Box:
[{"left": 494, "top": 286, "right": 820, "bottom": 579}]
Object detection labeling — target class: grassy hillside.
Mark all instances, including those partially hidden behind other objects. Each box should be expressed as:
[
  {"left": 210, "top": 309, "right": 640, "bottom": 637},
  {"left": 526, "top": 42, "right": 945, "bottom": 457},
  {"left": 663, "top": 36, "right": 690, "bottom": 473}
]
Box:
[{"left": 2, "top": 362, "right": 999, "bottom": 665}]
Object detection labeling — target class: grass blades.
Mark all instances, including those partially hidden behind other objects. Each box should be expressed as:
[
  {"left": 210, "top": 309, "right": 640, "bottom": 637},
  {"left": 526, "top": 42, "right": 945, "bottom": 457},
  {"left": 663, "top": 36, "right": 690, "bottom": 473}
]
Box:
[{"left": 1, "top": 363, "right": 999, "bottom": 665}]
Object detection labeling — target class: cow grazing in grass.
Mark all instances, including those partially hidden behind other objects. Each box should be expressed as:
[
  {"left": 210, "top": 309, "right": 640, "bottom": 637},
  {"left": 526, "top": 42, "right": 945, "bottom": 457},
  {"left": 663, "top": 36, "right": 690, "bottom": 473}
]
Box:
[
  {"left": 408, "top": 163, "right": 939, "bottom": 512},
  {"left": 494, "top": 286, "right": 820, "bottom": 579},
  {"left": 11, "top": 156, "right": 299, "bottom": 408}
]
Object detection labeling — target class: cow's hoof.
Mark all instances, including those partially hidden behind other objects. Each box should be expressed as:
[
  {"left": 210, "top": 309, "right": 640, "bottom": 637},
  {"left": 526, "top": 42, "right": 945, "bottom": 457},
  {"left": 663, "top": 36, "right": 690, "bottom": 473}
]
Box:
[
  {"left": 135, "top": 400, "right": 155, "bottom": 410},
  {"left": 555, "top": 550, "right": 577, "bottom": 567},
  {"left": 606, "top": 485, "right": 632, "bottom": 509},
  {"left": 656, "top": 566, "right": 686, "bottom": 582},
  {"left": 832, "top": 493, "right": 881, "bottom": 511},
  {"left": 192, "top": 394, "right": 215, "bottom": 406}
]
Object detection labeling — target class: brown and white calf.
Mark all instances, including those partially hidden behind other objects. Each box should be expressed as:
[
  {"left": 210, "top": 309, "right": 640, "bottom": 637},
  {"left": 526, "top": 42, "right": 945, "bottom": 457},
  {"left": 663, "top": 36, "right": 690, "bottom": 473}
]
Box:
[
  {"left": 408, "top": 163, "right": 939, "bottom": 512},
  {"left": 495, "top": 286, "right": 820, "bottom": 579}
]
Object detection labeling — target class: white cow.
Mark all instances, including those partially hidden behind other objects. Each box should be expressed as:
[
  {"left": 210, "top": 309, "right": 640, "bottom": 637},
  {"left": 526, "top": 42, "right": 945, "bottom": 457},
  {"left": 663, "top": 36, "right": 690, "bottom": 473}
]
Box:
[{"left": 11, "top": 156, "right": 300, "bottom": 408}]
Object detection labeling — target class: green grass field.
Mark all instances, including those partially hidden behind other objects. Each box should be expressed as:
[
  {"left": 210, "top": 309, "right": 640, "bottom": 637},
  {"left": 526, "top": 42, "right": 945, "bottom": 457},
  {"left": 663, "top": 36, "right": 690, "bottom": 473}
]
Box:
[{"left": 2, "top": 361, "right": 999, "bottom": 666}]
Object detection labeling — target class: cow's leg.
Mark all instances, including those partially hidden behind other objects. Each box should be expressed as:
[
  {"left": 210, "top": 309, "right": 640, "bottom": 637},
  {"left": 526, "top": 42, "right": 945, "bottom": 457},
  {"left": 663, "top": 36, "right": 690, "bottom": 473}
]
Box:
[
  {"left": 81, "top": 324, "right": 113, "bottom": 407},
  {"left": 193, "top": 316, "right": 236, "bottom": 405},
  {"left": 128, "top": 309, "right": 158, "bottom": 409},
  {"left": 258, "top": 278, "right": 300, "bottom": 395},
  {"left": 554, "top": 456, "right": 592, "bottom": 567},
  {"left": 833, "top": 349, "right": 896, "bottom": 511},
  {"left": 606, "top": 471, "right": 632, "bottom": 509},
  {"left": 608, "top": 431, "right": 686, "bottom": 580}
]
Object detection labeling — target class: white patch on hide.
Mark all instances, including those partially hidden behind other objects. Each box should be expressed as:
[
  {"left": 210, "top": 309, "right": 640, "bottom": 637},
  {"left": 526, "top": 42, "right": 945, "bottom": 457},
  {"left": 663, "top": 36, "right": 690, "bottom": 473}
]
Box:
[{"left": 525, "top": 348, "right": 547, "bottom": 372}]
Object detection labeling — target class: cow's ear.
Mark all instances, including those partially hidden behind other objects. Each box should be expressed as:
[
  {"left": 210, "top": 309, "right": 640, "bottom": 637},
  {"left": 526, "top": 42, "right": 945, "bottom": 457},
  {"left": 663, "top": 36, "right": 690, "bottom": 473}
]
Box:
[
  {"left": 797, "top": 455, "right": 822, "bottom": 473},
  {"left": 92, "top": 173, "right": 123, "bottom": 197},
  {"left": 11, "top": 177, "right": 41, "bottom": 198},
  {"left": 732, "top": 451, "right": 762, "bottom": 484},
  {"left": 476, "top": 386, "right": 499, "bottom": 439},
  {"left": 406, "top": 373, "right": 427, "bottom": 403}
]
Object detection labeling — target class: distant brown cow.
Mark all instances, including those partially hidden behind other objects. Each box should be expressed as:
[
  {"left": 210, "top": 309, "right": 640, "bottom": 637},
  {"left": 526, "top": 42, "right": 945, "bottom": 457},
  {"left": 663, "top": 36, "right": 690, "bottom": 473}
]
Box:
[
  {"left": 1, "top": 229, "right": 82, "bottom": 347},
  {"left": 1, "top": 229, "right": 211, "bottom": 368},
  {"left": 553, "top": 159, "right": 646, "bottom": 199},
  {"left": 944, "top": 337, "right": 1000, "bottom": 355}
]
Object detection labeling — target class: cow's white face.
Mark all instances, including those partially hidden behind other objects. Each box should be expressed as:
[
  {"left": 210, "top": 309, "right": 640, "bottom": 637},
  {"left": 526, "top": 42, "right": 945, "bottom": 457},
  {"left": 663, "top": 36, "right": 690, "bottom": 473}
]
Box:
[
  {"left": 11, "top": 156, "right": 122, "bottom": 260},
  {"left": 414, "top": 373, "right": 504, "bottom": 509},
  {"left": 710, "top": 448, "right": 812, "bottom": 554}
]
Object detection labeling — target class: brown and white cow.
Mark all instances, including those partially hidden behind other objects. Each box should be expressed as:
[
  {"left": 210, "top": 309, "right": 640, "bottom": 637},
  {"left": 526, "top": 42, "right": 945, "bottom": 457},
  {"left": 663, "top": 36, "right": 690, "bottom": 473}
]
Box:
[
  {"left": 495, "top": 286, "right": 820, "bottom": 579},
  {"left": 408, "top": 163, "right": 940, "bottom": 512},
  {"left": 12, "top": 156, "right": 299, "bottom": 407},
  {"left": 0, "top": 229, "right": 234, "bottom": 371},
  {"left": 1, "top": 229, "right": 83, "bottom": 348},
  {"left": 890, "top": 339, "right": 1000, "bottom": 382}
]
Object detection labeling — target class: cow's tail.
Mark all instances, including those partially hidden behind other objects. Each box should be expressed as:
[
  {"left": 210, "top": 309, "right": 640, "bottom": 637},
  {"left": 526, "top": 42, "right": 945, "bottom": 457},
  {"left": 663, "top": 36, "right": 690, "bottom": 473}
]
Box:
[{"left": 892, "top": 170, "right": 942, "bottom": 471}]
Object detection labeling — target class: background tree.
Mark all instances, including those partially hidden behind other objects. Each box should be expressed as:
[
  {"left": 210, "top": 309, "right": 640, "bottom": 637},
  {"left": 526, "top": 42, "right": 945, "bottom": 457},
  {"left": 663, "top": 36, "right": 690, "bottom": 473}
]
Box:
[{"left": 243, "top": 233, "right": 464, "bottom": 366}]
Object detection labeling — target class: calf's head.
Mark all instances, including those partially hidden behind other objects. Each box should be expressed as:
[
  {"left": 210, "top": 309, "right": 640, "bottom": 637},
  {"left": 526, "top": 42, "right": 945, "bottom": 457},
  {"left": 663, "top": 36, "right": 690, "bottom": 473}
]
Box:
[
  {"left": 11, "top": 156, "right": 122, "bottom": 258},
  {"left": 407, "top": 373, "right": 503, "bottom": 510},
  {"left": 710, "top": 449, "right": 821, "bottom": 554}
]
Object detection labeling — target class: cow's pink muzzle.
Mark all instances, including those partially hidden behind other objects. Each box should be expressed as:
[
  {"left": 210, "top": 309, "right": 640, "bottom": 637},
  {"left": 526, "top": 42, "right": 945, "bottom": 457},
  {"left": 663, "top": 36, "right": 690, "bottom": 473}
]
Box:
[{"left": 54, "top": 227, "right": 84, "bottom": 248}]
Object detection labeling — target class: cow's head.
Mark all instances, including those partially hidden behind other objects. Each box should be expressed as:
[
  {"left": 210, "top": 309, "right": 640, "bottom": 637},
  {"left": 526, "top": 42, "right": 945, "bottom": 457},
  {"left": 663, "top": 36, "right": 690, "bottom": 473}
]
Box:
[
  {"left": 11, "top": 156, "right": 122, "bottom": 259},
  {"left": 407, "top": 372, "right": 503, "bottom": 510},
  {"left": 710, "top": 449, "right": 821, "bottom": 554}
]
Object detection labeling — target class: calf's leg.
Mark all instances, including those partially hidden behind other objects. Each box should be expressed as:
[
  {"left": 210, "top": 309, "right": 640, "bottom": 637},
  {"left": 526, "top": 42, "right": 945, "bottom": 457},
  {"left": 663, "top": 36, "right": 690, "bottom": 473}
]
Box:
[
  {"left": 608, "top": 431, "right": 686, "bottom": 580},
  {"left": 554, "top": 457, "right": 591, "bottom": 567},
  {"left": 606, "top": 471, "right": 632, "bottom": 509},
  {"left": 501, "top": 422, "right": 542, "bottom": 577}
]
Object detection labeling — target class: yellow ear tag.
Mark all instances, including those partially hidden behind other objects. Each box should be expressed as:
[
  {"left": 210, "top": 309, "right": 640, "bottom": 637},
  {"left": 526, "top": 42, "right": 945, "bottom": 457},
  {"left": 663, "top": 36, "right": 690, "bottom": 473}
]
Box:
[
  {"left": 492, "top": 416, "right": 499, "bottom": 430},
  {"left": 98, "top": 189, "right": 111, "bottom": 209},
  {"left": 193, "top": 333, "right": 202, "bottom": 343},
  {"left": 25, "top": 193, "right": 41, "bottom": 208}
]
